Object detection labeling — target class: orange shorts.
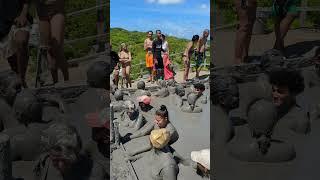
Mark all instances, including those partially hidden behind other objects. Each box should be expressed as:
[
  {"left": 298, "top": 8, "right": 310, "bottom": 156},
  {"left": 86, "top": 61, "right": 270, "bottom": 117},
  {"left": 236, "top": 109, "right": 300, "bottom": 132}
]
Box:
[{"left": 145, "top": 52, "right": 153, "bottom": 68}]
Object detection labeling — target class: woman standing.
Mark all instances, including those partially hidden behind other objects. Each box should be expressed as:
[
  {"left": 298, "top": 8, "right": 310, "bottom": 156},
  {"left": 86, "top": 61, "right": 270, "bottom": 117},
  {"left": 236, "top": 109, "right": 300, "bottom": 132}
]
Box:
[
  {"left": 182, "top": 35, "right": 199, "bottom": 83},
  {"left": 118, "top": 43, "right": 132, "bottom": 88},
  {"left": 36, "top": 0, "right": 69, "bottom": 84},
  {"left": 144, "top": 31, "right": 154, "bottom": 82},
  {"left": 161, "top": 34, "right": 174, "bottom": 80}
]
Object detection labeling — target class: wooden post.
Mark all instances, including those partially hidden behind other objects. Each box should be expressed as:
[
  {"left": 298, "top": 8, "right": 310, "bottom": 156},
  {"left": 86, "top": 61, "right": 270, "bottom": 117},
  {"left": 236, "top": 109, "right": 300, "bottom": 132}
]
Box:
[
  {"left": 300, "top": 0, "right": 307, "bottom": 27},
  {"left": 0, "top": 134, "right": 12, "bottom": 180}
]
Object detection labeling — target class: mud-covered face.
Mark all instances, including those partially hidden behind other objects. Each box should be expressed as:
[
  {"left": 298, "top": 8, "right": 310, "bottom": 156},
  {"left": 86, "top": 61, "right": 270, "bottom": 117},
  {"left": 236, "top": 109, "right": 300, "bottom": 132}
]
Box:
[
  {"left": 50, "top": 150, "right": 73, "bottom": 174},
  {"left": 271, "top": 85, "right": 290, "bottom": 107},
  {"left": 154, "top": 115, "right": 167, "bottom": 128}
]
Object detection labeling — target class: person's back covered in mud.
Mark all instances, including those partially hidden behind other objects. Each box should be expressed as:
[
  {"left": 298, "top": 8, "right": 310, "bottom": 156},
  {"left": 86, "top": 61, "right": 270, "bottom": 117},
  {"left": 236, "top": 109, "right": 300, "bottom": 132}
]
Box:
[{"left": 33, "top": 123, "right": 108, "bottom": 180}]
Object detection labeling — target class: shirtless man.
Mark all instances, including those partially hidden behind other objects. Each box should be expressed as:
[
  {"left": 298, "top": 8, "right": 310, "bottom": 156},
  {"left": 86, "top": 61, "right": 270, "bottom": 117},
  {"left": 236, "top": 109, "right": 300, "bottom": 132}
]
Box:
[
  {"left": 195, "top": 29, "right": 209, "bottom": 78},
  {"left": 144, "top": 30, "right": 154, "bottom": 82}
]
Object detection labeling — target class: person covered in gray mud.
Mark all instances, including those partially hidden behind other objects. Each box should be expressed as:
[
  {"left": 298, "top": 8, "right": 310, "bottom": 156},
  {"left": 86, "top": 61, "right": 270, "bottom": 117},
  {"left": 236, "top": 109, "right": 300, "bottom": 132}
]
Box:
[
  {"left": 166, "top": 79, "right": 177, "bottom": 94},
  {"left": 115, "top": 100, "right": 146, "bottom": 132},
  {"left": 227, "top": 99, "right": 296, "bottom": 162},
  {"left": 137, "top": 95, "right": 155, "bottom": 122},
  {"left": 33, "top": 123, "right": 108, "bottom": 180},
  {"left": 111, "top": 90, "right": 126, "bottom": 112},
  {"left": 125, "top": 128, "right": 179, "bottom": 180},
  {"left": 174, "top": 84, "right": 186, "bottom": 107},
  {"left": 268, "top": 68, "right": 310, "bottom": 135},
  {"left": 154, "top": 80, "right": 169, "bottom": 98},
  {"left": 211, "top": 75, "right": 239, "bottom": 146},
  {"left": 122, "top": 105, "right": 179, "bottom": 157},
  {"left": 181, "top": 83, "right": 207, "bottom": 113},
  {"left": 134, "top": 80, "right": 151, "bottom": 97}
]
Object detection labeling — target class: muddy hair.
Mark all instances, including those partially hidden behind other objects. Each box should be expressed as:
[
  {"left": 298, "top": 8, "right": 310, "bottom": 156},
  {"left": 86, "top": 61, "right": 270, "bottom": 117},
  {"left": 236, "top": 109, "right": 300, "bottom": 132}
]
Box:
[
  {"left": 156, "top": 105, "right": 169, "bottom": 120},
  {"left": 268, "top": 68, "right": 304, "bottom": 95}
]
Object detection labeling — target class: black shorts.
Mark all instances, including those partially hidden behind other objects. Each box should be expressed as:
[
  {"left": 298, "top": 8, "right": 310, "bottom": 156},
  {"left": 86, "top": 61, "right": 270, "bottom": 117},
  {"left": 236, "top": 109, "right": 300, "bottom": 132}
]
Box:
[{"left": 155, "top": 56, "right": 164, "bottom": 69}]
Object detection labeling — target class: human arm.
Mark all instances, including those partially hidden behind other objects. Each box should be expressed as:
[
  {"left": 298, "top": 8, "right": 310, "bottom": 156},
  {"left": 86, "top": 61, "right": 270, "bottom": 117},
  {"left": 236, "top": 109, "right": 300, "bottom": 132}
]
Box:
[
  {"left": 144, "top": 39, "right": 148, "bottom": 51},
  {"left": 130, "top": 121, "right": 154, "bottom": 139}
]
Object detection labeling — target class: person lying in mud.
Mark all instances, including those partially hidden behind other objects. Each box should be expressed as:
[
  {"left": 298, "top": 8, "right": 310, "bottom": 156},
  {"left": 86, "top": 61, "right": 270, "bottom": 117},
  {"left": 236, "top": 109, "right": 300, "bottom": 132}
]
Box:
[
  {"left": 268, "top": 68, "right": 310, "bottom": 134},
  {"left": 111, "top": 90, "right": 126, "bottom": 112},
  {"left": 137, "top": 95, "right": 155, "bottom": 121},
  {"left": 134, "top": 80, "right": 151, "bottom": 97},
  {"left": 83, "top": 107, "right": 110, "bottom": 177},
  {"left": 115, "top": 100, "right": 146, "bottom": 132},
  {"left": 125, "top": 128, "right": 179, "bottom": 180},
  {"left": 123, "top": 105, "right": 179, "bottom": 156},
  {"left": 181, "top": 83, "right": 207, "bottom": 113},
  {"left": 33, "top": 123, "right": 108, "bottom": 180},
  {"left": 211, "top": 75, "right": 239, "bottom": 146},
  {"left": 154, "top": 80, "right": 169, "bottom": 98},
  {"left": 228, "top": 99, "right": 296, "bottom": 162}
]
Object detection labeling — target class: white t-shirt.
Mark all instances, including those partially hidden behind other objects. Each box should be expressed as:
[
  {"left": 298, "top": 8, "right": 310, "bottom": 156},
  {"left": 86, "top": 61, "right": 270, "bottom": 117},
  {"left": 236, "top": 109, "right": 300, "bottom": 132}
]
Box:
[{"left": 162, "top": 41, "right": 169, "bottom": 52}]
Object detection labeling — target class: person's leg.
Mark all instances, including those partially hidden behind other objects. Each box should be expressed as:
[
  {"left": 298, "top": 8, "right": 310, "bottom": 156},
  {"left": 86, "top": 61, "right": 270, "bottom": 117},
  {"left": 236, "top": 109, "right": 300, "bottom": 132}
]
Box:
[
  {"left": 183, "top": 57, "right": 189, "bottom": 82},
  {"left": 273, "top": 17, "right": 283, "bottom": 52},
  {"left": 243, "top": 1, "right": 257, "bottom": 61},
  {"left": 121, "top": 65, "right": 126, "bottom": 88},
  {"left": 276, "top": 14, "right": 296, "bottom": 53},
  {"left": 113, "top": 69, "right": 119, "bottom": 87},
  {"left": 38, "top": 19, "right": 51, "bottom": 84},
  {"left": 49, "top": 13, "right": 69, "bottom": 83},
  {"left": 7, "top": 55, "right": 18, "bottom": 73},
  {"left": 234, "top": 0, "right": 257, "bottom": 64},
  {"left": 126, "top": 64, "right": 131, "bottom": 87},
  {"left": 14, "top": 30, "right": 30, "bottom": 87}
]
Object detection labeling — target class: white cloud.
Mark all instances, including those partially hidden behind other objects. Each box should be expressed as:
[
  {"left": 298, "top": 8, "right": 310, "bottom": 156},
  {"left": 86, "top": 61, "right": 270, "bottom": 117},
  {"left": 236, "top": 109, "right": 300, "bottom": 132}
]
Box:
[
  {"left": 146, "top": 0, "right": 184, "bottom": 5},
  {"left": 200, "top": 4, "right": 208, "bottom": 9}
]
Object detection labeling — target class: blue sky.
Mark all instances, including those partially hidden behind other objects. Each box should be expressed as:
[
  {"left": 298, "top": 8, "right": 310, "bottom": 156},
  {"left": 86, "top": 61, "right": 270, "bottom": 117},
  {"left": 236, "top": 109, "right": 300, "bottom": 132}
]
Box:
[{"left": 110, "top": 0, "right": 210, "bottom": 40}]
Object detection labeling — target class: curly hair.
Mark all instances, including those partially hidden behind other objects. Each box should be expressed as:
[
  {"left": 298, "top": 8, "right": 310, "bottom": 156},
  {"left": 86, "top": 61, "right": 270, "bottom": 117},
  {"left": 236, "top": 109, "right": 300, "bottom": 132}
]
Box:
[{"left": 268, "top": 68, "right": 304, "bottom": 95}]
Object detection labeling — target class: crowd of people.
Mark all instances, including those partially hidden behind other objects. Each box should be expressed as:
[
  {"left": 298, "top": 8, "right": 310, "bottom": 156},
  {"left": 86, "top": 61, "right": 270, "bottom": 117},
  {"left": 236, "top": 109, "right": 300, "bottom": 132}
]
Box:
[
  {"left": 234, "top": 0, "right": 301, "bottom": 64},
  {"left": 111, "top": 28, "right": 209, "bottom": 89}
]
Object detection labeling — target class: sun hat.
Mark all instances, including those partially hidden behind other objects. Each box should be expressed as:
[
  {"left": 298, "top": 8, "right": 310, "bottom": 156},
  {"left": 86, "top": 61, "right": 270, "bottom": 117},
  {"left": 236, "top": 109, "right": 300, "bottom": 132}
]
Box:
[
  {"left": 191, "top": 149, "right": 210, "bottom": 170},
  {"left": 149, "top": 128, "right": 170, "bottom": 149}
]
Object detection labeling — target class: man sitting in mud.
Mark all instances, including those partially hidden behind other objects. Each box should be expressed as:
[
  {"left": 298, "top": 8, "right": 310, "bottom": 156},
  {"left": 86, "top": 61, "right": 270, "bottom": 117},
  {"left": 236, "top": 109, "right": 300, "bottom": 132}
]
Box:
[
  {"left": 228, "top": 99, "right": 296, "bottom": 162},
  {"left": 268, "top": 68, "right": 310, "bottom": 135},
  {"left": 33, "top": 123, "right": 108, "bottom": 179},
  {"left": 175, "top": 84, "right": 186, "bottom": 107},
  {"left": 211, "top": 75, "right": 239, "bottom": 146},
  {"left": 154, "top": 80, "right": 169, "bottom": 98},
  {"left": 137, "top": 95, "right": 155, "bottom": 122},
  {"left": 115, "top": 100, "right": 146, "bottom": 133},
  {"left": 111, "top": 90, "right": 126, "bottom": 112},
  {"left": 181, "top": 83, "right": 207, "bottom": 113},
  {"left": 166, "top": 79, "right": 177, "bottom": 94},
  {"left": 134, "top": 81, "right": 151, "bottom": 97}
]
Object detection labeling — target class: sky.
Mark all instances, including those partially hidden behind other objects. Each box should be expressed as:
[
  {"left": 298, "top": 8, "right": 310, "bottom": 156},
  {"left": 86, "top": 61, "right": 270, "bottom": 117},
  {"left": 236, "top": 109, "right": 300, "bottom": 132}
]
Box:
[{"left": 110, "top": 0, "right": 210, "bottom": 40}]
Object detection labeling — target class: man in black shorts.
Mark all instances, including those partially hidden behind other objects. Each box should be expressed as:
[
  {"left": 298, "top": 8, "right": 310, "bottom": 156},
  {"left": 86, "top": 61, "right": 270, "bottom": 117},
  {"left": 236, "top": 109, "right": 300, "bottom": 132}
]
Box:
[{"left": 152, "top": 29, "right": 164, "bottom": 80}]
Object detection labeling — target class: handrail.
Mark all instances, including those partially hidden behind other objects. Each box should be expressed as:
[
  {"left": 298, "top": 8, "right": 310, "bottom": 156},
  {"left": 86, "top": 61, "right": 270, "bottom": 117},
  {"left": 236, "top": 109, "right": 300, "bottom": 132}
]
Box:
[{"left": 66, "top": 3, "right": 108, "bottom": 17}]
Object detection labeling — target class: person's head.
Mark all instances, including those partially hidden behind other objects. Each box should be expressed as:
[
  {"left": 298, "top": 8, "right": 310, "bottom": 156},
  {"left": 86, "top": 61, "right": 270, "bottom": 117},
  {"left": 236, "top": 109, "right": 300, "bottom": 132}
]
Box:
[
  {"left": 167, "top": 79, "right": 176, "bottom": 87},
  {"left": 149, "top": 128, "right": 170, "bottom": 149},
  {"left": 155, "top": 105, "right": 169, "bottom": 128},
  {"left": 156, "top": 30, "right": 161, "bottom": 39},
  {"left": 194, "top": 83, "right": 205, "bottom": 95},
  {"left": 87, "top": 61, "right": 108, "bottom": 89},
  {"left": 137, "top": 81, "right": 146, "bottom": 90},
  {"left": 175, "top": 84, "right": 185, "bottom": 97},
  {"left": 41, "top": 123, "right": 82, "bottom": 174},
  {"left": 0, "top": 71, "right": 22, "bottom": 105},
  {"left": 124, "top": 100, "right": 137, "bottom": 118},
  {"left": 85, "top": 108, "right": 109, "bottom": 144},
  {"left": 114, "top": 90, "right": 124, "bottom": 101},
  {"left": 191, "top": 149, "right": 210, "bottom": 178},
  {"left": 268, "top": 68, "right": 304, "bottom": 107},
  {"left": 137, "top": 95, "right": 151, "bottom": 109},
  {"left": 203, "top": 29, "right": 209, "bottom": 38},
  {"left": 147, "top": 30, "right": 153, "bottom": 38},
  {"left": 161, "top": 34, "right": 166, "bottom": 41},
  {"left": 13, "top": 89, "right": 42, "bottom": 125},
  {"left": 212, "top": 75, "right": 239, "bottom": 110},
  {"left": 192, "top": 35, "right": 200, "bottom": 42},
  {"left": 120, "top": 43, "right": 128, "bottom": 52},
  {"left": 247, "top": 99, "right": 277, "bottom": 154}
]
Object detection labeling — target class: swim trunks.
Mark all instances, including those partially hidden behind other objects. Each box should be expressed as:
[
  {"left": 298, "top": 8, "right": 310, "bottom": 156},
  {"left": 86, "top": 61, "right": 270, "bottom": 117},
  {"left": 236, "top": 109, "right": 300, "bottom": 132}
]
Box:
[{"left": 272, "top": 0, "right": 301, "bottom": 18}]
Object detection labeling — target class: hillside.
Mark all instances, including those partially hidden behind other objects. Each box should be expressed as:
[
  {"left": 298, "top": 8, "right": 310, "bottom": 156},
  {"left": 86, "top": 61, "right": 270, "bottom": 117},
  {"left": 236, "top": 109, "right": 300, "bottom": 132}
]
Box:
[{"left": 110, "top": 28, "right": 203, "bottom": 79}]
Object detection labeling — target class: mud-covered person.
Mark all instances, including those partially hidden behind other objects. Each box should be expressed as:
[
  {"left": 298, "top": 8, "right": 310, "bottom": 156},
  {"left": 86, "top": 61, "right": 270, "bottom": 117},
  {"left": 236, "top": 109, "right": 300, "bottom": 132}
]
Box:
[
  {"left": 137, "top": 95, "right": 155, "bottom": 121},
  {"left": 33, "top": 123, "right": 108, "bottom": 179},
  {"left": 36, "top": 0, "right": 69, "bottom": 84},
  {"left": 111, "top": 43, "right": 120, "bottom": 88},
  {"left": 269, "top": 68, "right": 310, "bottom": 135},
  {"left": 181, "top": 83, "right": 207, "bottom": 113},
  {"left": 195, "top": 29, "right": 209, "bottom": 78},
  {"left": 234, "top": 0, "right": 257, "bottom": 64},
  {"left": 0, "top": 0, "right": 32, "bottom": 87},
  {"left": 153, "top": 30, "right": 164, "bottom": 81}
]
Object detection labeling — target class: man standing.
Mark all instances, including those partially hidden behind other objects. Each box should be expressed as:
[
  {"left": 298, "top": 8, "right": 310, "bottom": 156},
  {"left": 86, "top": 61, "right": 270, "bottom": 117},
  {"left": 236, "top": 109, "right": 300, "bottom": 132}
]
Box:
[
  {"left": 234, "top": 0, "right": 257, "bottom": 64},
  {"left": 196, "top": 29, "right": 209, "bottom": 78},
  {"left": 152, "top": 30, "right": 164, "bottom": 81},
  {"left": 144, "top": 31, "right": 154, "bottom": 82}
]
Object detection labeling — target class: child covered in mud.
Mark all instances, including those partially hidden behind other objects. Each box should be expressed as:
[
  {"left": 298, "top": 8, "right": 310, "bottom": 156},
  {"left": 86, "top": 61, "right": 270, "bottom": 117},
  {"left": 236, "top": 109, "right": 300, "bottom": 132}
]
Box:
[{"left": 181, "top": 83, "right": 207, "bottom": 113}]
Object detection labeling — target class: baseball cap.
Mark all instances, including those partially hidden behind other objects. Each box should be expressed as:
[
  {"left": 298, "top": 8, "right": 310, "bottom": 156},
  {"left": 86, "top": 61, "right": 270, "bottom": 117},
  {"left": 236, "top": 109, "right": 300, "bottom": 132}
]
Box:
[{"left": 137, "top": 95, "right": 151, "bottom": 105}]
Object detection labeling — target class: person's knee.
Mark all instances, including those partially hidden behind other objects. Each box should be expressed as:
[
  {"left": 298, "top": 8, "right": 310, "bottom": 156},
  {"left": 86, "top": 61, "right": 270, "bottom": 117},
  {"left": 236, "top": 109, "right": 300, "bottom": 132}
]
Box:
[{"left": 14, "top": 32, "right": 29, "bottom": 49}]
